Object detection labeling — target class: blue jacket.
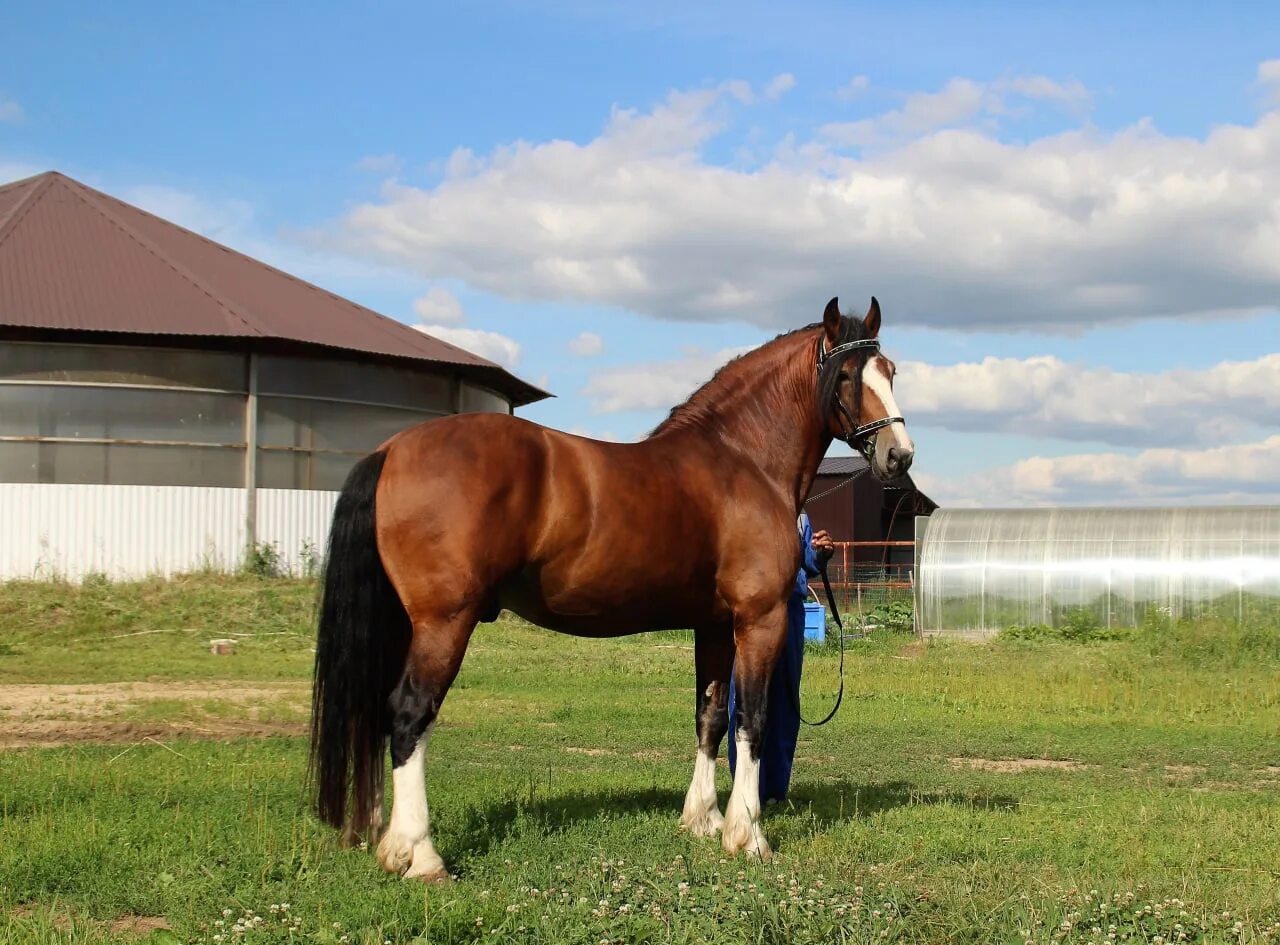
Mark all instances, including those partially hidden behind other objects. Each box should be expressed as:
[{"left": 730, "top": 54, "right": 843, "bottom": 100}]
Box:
[{"left": 795, "top": 512, "right": 824, "bottom": 599}]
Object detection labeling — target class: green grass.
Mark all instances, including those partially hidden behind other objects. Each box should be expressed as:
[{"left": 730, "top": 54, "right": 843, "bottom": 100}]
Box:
[
  {"left": 0, "top": 575, "right": 317, "bottom": 683},
  {"left": 2, "top": 576, "right": 1279, "bottom": 943}
]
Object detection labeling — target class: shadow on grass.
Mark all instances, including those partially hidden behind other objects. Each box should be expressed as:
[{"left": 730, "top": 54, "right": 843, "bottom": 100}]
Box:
[
  {"left": 785, "top": 778, "right": 1019, "bottom": 823},
  {"left": 445, "top": 778, "right": 1018, "bottom": 866}
]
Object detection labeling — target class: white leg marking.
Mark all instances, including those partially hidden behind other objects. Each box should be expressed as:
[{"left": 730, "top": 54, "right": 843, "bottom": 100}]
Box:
[
  {"left": 680, "top": 750, "right": 724, "bottom": 836},
  {"left": 721, "top": 729, "right": 772, "bottom": 858},
  {"left": 376, "top": 723, "right": 449, "bottom": 882}
]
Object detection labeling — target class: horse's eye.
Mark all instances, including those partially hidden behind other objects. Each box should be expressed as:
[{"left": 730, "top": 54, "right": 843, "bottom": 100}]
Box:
[{"left": 837, "top": 371, "right": 850, "bottom": 383}]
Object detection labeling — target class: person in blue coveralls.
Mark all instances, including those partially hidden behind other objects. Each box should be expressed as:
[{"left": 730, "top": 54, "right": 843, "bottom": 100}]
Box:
[{"left": 727, "top": 511, "right": 835, "bottom": 803}]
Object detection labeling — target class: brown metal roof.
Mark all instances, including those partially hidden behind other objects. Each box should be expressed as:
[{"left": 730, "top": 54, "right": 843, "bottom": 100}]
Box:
[
  {"left": 0, "top": 171, "right": 549, "bottom": 406},
  {"left": 817, "top": 455, "right": 870, "bottom": 477}
]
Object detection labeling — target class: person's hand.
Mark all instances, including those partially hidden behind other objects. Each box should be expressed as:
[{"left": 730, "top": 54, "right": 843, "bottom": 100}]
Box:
[{"left": 811, "top": 529, "right": 835, "bottom": 563}]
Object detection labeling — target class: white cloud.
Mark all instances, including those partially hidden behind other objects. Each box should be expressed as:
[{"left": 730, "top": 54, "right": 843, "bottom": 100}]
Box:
[
  {"left": 583, "top": 345, "right": 755, "bottom": 413},
  {"left": 1257, "top": 60, "right": 1280, "bottom": 104},
  {"left": 411, "top": 286, "right": 465, "bottom": 324},
  {"left": 764, "top": 73, "right": 796, "bottom": 101},
  {"left": 898, "top": 352, "right": 1280, "bottom": 446},
  {"left": 919, "top": 435, "right": 1280, "bottom": 507},
  {"left": 835, "top": 75, "right": 870, "bottom": 102},
  {"left": 414, "top": 324, "right": 521, "bottom": 368},
  {"left": 821, "top": 74, "right": 1090, "bottom": 147},
  {"left": 567, "top": 331, "right": 605, "bottom": 357},
  {"left": 0, "top": 95, "right": 23, "bottom": 123},
  {"left": 332, "top": 68, "right": 1280, "bottom": 333},
  {"left": 1002, "top": 75, "right": 1091, "bottom": 111},
  {"left": 357, "top": 153, "right": 403, "bottom": 174},
  {"left": 821, "top": 77, "right": 989, "bottom": 146}
]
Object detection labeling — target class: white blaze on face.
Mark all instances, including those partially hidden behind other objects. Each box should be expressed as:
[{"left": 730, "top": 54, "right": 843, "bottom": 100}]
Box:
[{"left": 863, "top": 356, "right": 914, "bottom": 454}]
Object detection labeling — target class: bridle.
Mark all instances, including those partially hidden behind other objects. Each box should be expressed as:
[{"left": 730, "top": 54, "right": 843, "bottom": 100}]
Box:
[
  {"left": 792, "top": 334, "right": 906, "bottom": 729},
  {"left": 816, "top": 337, "right": 905, "bottom": 460}
]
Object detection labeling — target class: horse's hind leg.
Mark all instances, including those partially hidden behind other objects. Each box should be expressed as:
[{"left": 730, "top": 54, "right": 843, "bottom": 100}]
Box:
[
  {"left": 681, "top": 626, "right": 733, "bottom": 837},
  {"left": 376, "top": 609, "right": 477, "bottom": 882}
]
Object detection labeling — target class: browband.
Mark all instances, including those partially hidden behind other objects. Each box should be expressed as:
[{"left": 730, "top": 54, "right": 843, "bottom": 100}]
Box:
[{"left": 817, "top": 337, "right": 880, "bottom": 369}]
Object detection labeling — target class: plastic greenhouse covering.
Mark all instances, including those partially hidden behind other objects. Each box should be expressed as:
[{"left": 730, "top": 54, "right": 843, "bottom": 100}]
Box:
[{"left": 914, "top": 507, "right": 1280, "bottom": 637}]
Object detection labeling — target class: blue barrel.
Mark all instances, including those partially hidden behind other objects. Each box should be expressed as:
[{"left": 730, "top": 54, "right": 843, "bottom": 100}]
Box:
[{"left": 802, "top": 600, "right": 826, "bottom": 642}]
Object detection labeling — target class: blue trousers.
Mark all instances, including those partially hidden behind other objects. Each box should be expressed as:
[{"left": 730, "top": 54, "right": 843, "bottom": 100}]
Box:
[{"left": 726, "top": 594, "right": 806, "bottom": 803}]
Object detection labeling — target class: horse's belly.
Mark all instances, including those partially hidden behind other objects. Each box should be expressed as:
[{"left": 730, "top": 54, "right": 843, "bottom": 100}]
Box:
[{"left": 497, "top": 564, "right": 720, "bottom": 636}]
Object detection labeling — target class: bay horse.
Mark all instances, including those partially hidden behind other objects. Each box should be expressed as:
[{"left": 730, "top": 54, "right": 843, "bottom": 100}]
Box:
[{"left": 310, "top": 296, "right": 914, "bottom": 881}]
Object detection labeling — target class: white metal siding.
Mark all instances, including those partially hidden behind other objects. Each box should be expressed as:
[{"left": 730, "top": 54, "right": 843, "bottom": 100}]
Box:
[
  {"left": 0, "top": 484, "right": 245, "bottom": 580},
  {"left": 256, "top": 489, "right": 340, "bottom": 575},
  {"left": 0, "top": 484, "right": 340, "bottom": 581}
]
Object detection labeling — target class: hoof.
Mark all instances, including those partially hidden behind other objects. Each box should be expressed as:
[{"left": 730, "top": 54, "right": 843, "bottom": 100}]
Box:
[
  {"left": 375, "top": 832, "right": 416, "bottom": 875},
  {"left": 680, "top": 808, "right": 724, "bottom": 837},
  {"left": 404, "top": 844, "right": 450, "bottom": 883},
  {"left": 721, "top": 817, "right": 772, "bottom": 859},
  {"left": 407, "top": 864, "right": 453, "bottom": 885}
]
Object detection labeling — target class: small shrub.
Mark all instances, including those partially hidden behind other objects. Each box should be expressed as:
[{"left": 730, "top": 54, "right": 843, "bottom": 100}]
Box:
[
  {"left": 298, "top": 539, "right": 322, "bottom": 579},
  {"left": 242, "top": 542, "right": 284, "bottom": 579},
  {"left": 1001, "top": 609, "right": 1128, "bottom": 644}
]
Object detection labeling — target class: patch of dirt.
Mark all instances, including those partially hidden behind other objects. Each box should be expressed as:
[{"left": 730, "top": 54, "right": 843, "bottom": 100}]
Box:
[
  {"left": 630, "top": 748, "right": 671, "bottom": 761},
  {"left": 1164, "top": 764, "right": 1207, "bottom": 779},
  {"left": 3, "top": 718, "right": 307, "bottom": 749},
  {"left": 0, "top": 681, "right": 306, "bottom": 747},
  {"left": 109, "top": 915, "right": 172, "bottom": 935},
  {"left": 565, "top": 746, "right": 616, "bottom": 757},
  {"left": 949, "top": 757, "right": 1094, "bottom": 773},
  {"left": 11, "top": 905, "right": 170, "bottom": 939},
  {"left": 895, "top": 641, "right": 927, "bottom": 660}
]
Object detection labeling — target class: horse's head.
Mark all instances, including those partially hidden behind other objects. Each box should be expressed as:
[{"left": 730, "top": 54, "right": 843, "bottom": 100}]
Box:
[{"left": 817, "top": 296, "right": 915, "bottom": 482}]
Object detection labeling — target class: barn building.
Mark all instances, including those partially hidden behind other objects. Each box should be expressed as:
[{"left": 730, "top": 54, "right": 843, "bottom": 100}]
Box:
[
  {"left": 804, "top": 455, "right": 936, "bottom": 567},
  {"left": 0, "top": 171, "right": 548, "bottom": 579}
]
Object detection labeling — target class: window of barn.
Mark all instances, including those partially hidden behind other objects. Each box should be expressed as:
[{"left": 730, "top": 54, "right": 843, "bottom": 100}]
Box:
[
  {"left": 0, "top": 342, "right": 248, "bottom": 487},
  {"left": 255, "top": 397, "right": 442, "bottom": 490}
]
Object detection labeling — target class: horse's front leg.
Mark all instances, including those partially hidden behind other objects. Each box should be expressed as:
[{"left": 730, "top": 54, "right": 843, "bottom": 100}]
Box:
[
  {"left": 722, "top": 602, "right": 787, "bottom": 859},
  {"left": 681, "top": 625, "right": 733, "bottom": 836}
]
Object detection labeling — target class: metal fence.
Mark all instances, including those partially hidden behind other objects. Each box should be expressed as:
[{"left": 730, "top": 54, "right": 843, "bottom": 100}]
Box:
[{"left": 815, "top": 541, "right": 916, "bottom": 636}]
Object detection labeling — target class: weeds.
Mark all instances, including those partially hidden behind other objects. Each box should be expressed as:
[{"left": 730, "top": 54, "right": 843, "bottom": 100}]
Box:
[{"left": 241, "top": 543, "right": 284, "bottom": 579}]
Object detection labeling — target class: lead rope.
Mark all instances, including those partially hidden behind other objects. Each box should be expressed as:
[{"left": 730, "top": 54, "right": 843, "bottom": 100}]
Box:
[
  {"left": 790, "top": 462, "right": 870, "bottom": 727},
  {"left": 788, "top": 565, "right": 847, "bottom": 726}
]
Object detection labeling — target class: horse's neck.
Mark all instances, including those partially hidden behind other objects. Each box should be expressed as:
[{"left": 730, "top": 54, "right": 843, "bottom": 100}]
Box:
[{"left": 664, "top": 339, "right": 830, "bottom": 511}]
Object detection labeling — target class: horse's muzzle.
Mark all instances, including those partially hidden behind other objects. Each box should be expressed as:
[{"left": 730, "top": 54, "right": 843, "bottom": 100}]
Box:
[{"left": 885, "top": 446, "right": 913, "bottom": 478}]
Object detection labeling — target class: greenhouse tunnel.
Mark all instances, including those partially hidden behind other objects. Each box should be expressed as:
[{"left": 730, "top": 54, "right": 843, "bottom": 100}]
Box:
[{"left": 914, "top": 507, "right": 1280, "bottom": 637}]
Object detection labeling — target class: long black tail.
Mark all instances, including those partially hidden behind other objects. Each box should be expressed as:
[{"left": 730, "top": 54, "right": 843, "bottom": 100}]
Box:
[{"left": 309, "top": 449, "right": 412, "bottom": 841}]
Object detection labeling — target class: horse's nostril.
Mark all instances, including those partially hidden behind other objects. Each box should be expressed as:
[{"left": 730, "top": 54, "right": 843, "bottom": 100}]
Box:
[{"left": 887, "top": 447, "right": 913, "bottom": 475}]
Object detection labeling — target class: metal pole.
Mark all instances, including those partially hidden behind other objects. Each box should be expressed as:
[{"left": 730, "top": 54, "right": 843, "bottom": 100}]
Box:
[{"left": 243, "top": 353, "right": 259, "bottom": 557}]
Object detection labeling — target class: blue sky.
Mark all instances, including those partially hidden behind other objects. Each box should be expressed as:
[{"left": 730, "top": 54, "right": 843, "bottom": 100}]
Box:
[{"left": 3, "top": 2, "right": 1279, "bottom": 505}]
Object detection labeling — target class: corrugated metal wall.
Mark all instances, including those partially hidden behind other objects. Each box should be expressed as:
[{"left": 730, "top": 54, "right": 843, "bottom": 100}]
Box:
[
  {"left": 0, "top": 484, "right": 339, "bottom": 580},
  {"left": 0, "top": 484, "right": 247, "bottom": 579},
  {"left": 257, "top": 489, "right": 339, "bottom": 575}
]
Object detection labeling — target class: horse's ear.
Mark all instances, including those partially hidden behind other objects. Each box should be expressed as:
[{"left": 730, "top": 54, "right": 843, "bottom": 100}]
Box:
[
  {"left": 863, "top": 296, "right": 881, "bottom": 338},
  {"left": 823, "top": 297, "right": 842, "bottom": 344}
]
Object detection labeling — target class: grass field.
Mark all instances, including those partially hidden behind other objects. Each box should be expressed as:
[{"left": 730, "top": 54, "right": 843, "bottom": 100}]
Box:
[{"left": 1, "top": 575, "right": 1279, "bottom": 944}]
